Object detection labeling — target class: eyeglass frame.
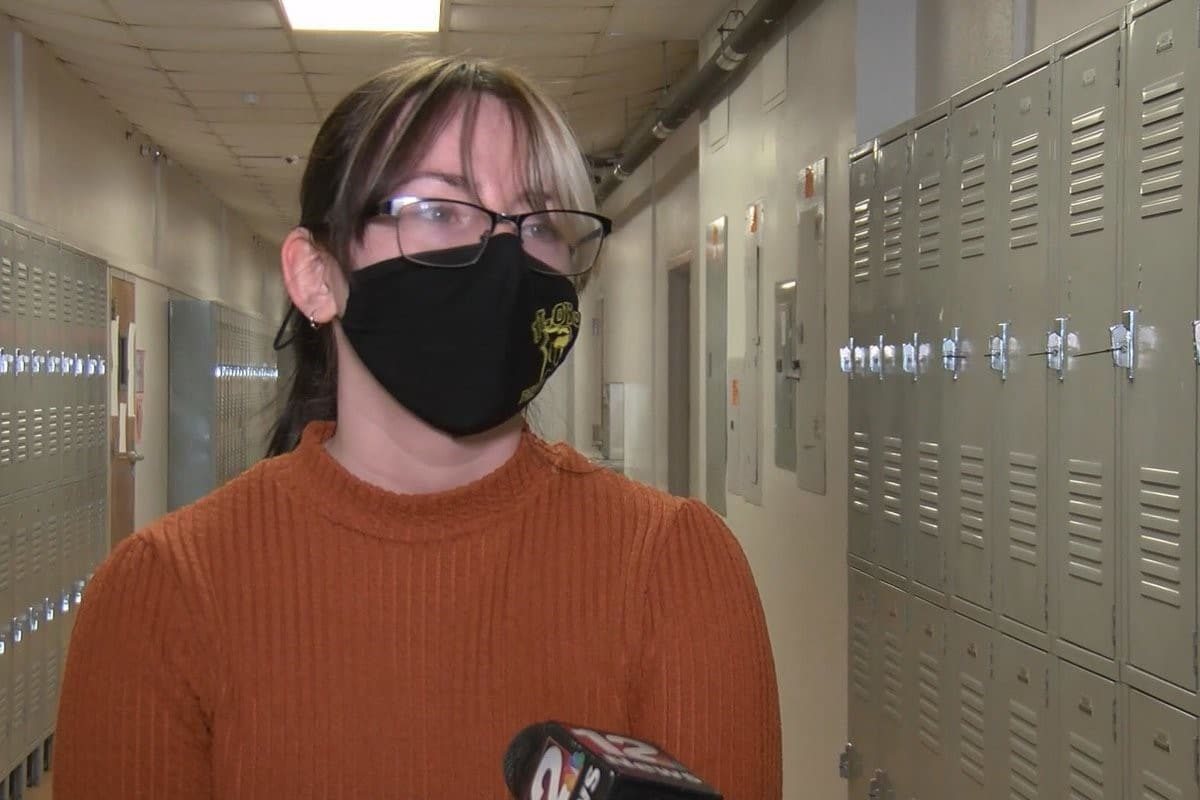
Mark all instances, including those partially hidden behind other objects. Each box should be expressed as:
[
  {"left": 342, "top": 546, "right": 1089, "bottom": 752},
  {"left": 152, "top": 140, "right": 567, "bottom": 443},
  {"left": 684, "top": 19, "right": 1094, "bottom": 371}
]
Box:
[{"left": 371, "top": 195, "right": 614, "bottom": 274}]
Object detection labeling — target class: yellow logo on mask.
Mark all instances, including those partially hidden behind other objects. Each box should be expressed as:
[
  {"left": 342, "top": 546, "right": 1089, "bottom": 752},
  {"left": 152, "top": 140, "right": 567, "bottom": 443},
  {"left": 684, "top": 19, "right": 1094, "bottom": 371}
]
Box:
[{"left": 521, "top": 301, "right": 582, "bottom": 405}]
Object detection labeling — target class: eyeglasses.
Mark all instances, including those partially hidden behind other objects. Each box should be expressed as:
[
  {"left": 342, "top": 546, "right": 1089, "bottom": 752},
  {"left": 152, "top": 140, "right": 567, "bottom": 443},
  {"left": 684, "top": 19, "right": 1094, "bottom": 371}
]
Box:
[{"left": 373, "top": 196, "right": 613, "bottom": 276}]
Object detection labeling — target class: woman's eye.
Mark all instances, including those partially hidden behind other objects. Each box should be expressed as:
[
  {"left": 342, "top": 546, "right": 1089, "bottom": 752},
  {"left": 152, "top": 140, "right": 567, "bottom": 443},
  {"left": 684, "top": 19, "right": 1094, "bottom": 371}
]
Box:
[{"left": 526, "top": 222, "right": 562, "bottom": 241}]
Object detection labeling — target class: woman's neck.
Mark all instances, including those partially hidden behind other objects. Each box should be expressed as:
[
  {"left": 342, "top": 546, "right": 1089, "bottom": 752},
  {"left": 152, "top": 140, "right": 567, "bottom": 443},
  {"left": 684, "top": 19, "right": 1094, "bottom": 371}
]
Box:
[{"left": 325, "top": 347, "right": 524, "bottom": 496}]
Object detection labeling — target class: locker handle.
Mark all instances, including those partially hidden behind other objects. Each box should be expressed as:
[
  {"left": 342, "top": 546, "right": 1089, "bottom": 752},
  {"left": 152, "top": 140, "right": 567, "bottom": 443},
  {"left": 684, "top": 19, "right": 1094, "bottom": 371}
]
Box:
[
  {"left": 1154, "top": 731, "right": 1172, "bottom": 753},
  {"left": 942, "top": 327, "right": 964, "bottom": 378},
  {"left": 1192, "top": 320, "right": 1200, "bottom": 366},
  {"left": 1045, "top": 318, "right": 1067, "bottom": 380},
  {"left": 838, "top": 337, "right": 855, "bottom": 377},
  {"left": 14, "top": 349, "right": 28, "bottom": 375},
  {"left": 988, "top": 322, "right": 1011, "bottom": 381},
  {"left": 1078, "top": 696, "right": 1093, "bottom": 715},
  {"left": 1109, "top": 310, "right": 1136, "bottom": 379},
  {"left": 0, "top": 347, "right": 10, "bottom": 375}
]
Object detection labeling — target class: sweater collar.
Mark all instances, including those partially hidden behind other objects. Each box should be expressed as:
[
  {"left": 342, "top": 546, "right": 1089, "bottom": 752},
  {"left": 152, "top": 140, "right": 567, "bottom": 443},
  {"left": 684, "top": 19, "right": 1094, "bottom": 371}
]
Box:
[{"left": 279, "top": 420, "right": 560, "bottom": 541}]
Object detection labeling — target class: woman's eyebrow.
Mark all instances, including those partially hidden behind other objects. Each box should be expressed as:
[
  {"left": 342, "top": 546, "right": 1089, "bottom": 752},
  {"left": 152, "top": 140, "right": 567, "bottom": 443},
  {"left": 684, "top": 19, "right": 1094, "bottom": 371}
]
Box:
[{"left": 402, "top": 170, "right": 470, "bottom": 189}]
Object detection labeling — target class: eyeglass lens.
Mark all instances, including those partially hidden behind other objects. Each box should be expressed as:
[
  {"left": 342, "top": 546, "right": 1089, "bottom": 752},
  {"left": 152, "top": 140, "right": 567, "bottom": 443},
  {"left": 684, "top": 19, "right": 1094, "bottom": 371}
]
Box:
[{"left": 394, "top": 199, "right": 604, "bottom": 274}]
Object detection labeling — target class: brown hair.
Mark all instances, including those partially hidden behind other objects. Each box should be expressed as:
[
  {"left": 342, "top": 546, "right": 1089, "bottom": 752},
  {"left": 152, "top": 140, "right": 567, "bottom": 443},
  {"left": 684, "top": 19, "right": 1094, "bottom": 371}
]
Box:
[{"left": 267, "top": 56, "right": 594, "bottom": 456}]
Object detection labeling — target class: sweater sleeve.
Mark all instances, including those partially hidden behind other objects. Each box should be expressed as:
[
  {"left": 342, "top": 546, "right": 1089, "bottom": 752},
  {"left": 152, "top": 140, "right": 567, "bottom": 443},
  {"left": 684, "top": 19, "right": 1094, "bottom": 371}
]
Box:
[
  {"left": 628, "top": 499, "right": 782, "bottom": 799},
  {"left": 54, "top": 534, "right": 216, "bottom": 800}
]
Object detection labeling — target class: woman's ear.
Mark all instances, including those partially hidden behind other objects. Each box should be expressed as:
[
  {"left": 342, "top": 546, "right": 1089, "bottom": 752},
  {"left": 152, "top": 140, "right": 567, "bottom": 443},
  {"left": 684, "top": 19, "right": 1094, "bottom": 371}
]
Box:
[{"left": 280, "top": 228, "right": 347, "bottom": 323}]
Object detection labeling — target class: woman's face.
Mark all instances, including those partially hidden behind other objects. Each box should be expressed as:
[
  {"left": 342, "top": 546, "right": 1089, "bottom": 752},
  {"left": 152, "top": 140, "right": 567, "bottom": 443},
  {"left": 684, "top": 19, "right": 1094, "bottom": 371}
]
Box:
[{"left": 348, "top": 93, "right": 534, "bottom": 273}]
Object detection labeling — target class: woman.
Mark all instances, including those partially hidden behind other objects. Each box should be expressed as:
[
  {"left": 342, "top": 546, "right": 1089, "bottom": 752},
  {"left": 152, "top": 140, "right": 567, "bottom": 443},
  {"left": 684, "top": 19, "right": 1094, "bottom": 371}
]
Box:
[{"left": 54, "top": 57, "right": 781, "bottom": 798}]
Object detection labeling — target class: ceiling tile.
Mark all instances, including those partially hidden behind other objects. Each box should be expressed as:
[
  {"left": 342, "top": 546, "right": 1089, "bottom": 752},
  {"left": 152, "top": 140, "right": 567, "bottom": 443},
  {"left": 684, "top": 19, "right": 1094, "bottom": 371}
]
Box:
[
  {"left": 450, "top": 0, "right": 614, "bottom": 6},
  {"left": 298, "top": 52, "right": 403, "bottom": 74},
  {"left": 105, "top": 97, "right": 200, "bottom": 122},
  {"left": 450, "top": 6, "right": 611, "bottom": 35},
  {"left": 185, "top": 90, "right": 315, "bottom": 110},
  {"left": 105, "top": 0, "right": 282, "bottom": 29},
  {"left": 170, "top": 71, "right": 309, "bottom": 92},
  {"left": 152, "top": 51, "right": 297, "bottom": 73},
  {"left": 607, "top": 0, "right": 728, "bottom": 40},
  {"left": 203, "top": 106, "right": 319, "bottom": 124},
  {"left": 584, "top": 42, "right": 694, "bottom": 75},
  {"left": 445, "top": 32, "right": 597, "bottom": 58},
  {"left": 8, "top": 9, "right": 133, "bottom": 44},
  {"left": 130, "top": 26, "right": 291, "bottom": 52},
  {"left": 65, "top": 61, "right": 170, "bottom": 89},
  {"left": 305, "top": 73, "right": 368, "bottom": 93},
  {"left": 0, "top": 0, "right": 114, "bottom": 17},
  {"left": 88, "top": 81, "right": 183, "bottom": 104},
  {"left": 51, "top": 41, "right": 155, "bottom": 69}
]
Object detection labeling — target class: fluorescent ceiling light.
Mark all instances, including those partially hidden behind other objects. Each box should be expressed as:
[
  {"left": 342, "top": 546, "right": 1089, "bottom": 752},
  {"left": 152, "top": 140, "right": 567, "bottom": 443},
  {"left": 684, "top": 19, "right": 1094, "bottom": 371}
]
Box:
[{"left": 281, "top": 0, "right": 441, "bottom": 32}]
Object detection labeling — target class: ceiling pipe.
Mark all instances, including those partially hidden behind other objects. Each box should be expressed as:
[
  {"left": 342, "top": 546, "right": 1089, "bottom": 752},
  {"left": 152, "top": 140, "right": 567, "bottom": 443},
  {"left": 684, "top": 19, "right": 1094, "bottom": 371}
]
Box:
[{"left": 595, "top": 0, "right": 804, "bottom": 205}]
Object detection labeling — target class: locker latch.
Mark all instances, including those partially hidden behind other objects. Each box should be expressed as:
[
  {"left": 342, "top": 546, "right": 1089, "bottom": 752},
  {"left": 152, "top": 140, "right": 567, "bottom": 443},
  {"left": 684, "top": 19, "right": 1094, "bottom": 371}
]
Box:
[
  {"left": 1192, "top": 320, "right": 1200, "bottom": 366},
  {"left": 839, "top": 337, "right": 855, "bottom": 376},
  {"left": 1109, "top": 309, "right": 1136, "bottom": 379},
  {"left": 43, "top": 596, "right": 55, "bottom": 623},
  {"left": 902, "top": 333, "right": 925, "bottom": 380},
  {"left": 98, "top": 356, "right": 107, "bottom": 376},
  {"left": 73, "top": 579, "right": 85, "bottom": 607},
  {"left": 838, "top": 742, "right": 858, "bottom": 779},
  {"left": 47, "top": 352, "right": 60, "bottom": 375},
  {"left": 0, "top": 347, "right": 10, "bottom": 375},
  {"left": 12, "top": 616, "right": 24, "bottom": 644},
  {"left": 0, "top": 631, "right": 6, "bottom": 657},
  {"left": 31, "top": 350, "right": 43, "bottom": 375},
  {"left": 59, "top": 592, "right": 71, "bottom": 615},
  {"left": 27, "top": 605, "right": 39, "bottom": 633},
  {"left": 14, "top": 349, "right": 28, "bottom": 376},
  {"left": 988, "top": 322, "right": 1011, "bottom": 381},
  {"left": 942, "top": 327, "right": 963, "bottom": 378},
  {"left": 868, "top": 335, "right": 884, "bottom": 379},
  {"left": 1047, "top": 317, "right": 1067, "bottom": 380},
  {"left": 72, "top": 353, "right": 83, "bottom": 377},
  {"left": 867, "top": 769, "right": 890, "bottom": 799}
]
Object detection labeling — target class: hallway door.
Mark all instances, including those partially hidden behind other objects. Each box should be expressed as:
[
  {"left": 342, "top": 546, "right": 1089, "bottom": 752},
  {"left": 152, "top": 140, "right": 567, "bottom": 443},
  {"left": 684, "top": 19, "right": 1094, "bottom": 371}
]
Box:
[
  {"left": 108, "top": 275, "right": 138, "bottom": 549},
  {"left": 667, "top": 259, "right": 692, "bottom": 497}
]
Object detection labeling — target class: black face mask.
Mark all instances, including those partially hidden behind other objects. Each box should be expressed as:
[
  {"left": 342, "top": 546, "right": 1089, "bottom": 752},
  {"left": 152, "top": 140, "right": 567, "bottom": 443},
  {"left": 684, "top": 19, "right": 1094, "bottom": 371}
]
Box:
[{"left": 338, "top": 234, "right": 581, "bottom": 437}]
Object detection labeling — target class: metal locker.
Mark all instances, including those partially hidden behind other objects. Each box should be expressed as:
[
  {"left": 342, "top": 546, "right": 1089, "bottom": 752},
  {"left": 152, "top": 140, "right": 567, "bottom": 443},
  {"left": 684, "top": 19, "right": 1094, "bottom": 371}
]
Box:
[
  {"left": 24, "top": 494, "right": 45, "bottom": 748},
  {"left": 1121, "top": 0, "right": 1199, "bottom": 694},
  {"left": 909, "top": 106, "right": 951, "bottom": 604},
  {"left": 1126, "top": 689, "right": 1198, "bottom": 799},
  {"left": 0, "top": 502, "right": 11, "bottom": 778},
  {"left": 947, "top": 612, "right": 993, "bottom": 799},
  {"left": 991, "top": 56, "right": 1057, "bottom": 640},
  {"left": 12, "top": 230, "right": 32, "bottom": 496},
  {"left": 1051, "top": 20, "right": 1124, "bottom": 663},
  {"left": 9, "top": 497, "right": 29, "bottom": 762},
  {"left": 846, "top": 567, "right": 878, "bottom": 798},
  {"left": 906, "top": 596, "right": 948, "bottom": 800},
  {"left": 0, "top": 223, "right": 14, "bottom": 502},
  {"left": 874, "top": 129, "right": 913, "bottom": 582},
  {"left": 91, "top": 259, "right": 106, "bottom": 480},
  {"left": 59, "top": 247, "right": 77, "bottom": 485},
  {"left": 848, "top": 145, "right": 879, "bottom": 565},
  {"left": 948, "top": 86, "right": 999, "bottom": 618},
  {"left": 993, "top": 634, "right": 1055, "bottom": 798},
  {"left": 44, "top": 241, "right": 63, "bottom": 490},
  {"left": 1057, "top": 660, "right": 1121, "bottom": 799},
  {"left": 28, "top": 235, "right": 48, "bottom": 491},
  {"left": 874, "top": 579, "right": 910, "bottom": 798}
]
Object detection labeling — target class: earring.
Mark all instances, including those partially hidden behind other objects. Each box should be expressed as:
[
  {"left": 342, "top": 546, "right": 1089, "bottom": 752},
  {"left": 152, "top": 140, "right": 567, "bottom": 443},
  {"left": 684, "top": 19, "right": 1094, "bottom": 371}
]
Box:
[{"left": 308, "top": 312, "right": 319, "bottom": 329}]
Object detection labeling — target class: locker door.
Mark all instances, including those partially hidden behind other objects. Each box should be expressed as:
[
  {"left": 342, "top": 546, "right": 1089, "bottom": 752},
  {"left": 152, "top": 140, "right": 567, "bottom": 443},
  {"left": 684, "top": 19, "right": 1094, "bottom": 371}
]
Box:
[
  {"left": 875, "top": 133, "right": 912, "bottom": 580},
  {"left": 849, "top": 149, "right": 878, "bottom": 563},
  {"left": 1058, "top": 660, "right": 1121, "bottom": 799},
  {"left": 1052, "top": 28, "right": 1122, "bottom": 662},
  {"left": 993, "top": 63, "right": 1056, "bottom": 635},
  {"left": 46, "top": 243, "right": 64, "bottom": 489},
  {"left": 907, "top": 596, "right": 949, "bottom": 800},
  {"left": 910, "top": 112, "right": 951, "bottom": 600},
  {"left": 948, "top": 612, "right": 993, "bottom": 799},
  {"left": 1122, "top": 0, "right": 1199, "bottom": 693},
  {"left": 950, "top": 91, "right": 998, "bottom": 614},
  {"left": 61, "top": 249, "right": 78, "bottom": 484},
  {"left": 0, "top": 502, "right": 11, "bottom": 777},
  {"left": 847, "top": 568, "right": 878, "bottom": 798},
  {"left": 1127, "top": 689, "right": 1198, "bottom": 799},
  {"left": 13, "top": 231, "right": 31, "bottom": 495},
  {"left": 875, "top": 580, "right": 909, "bottom": 796},
  {"left": 29, "top": 236, "right": 48, "bottom": 490},
  {"left": 0, "top": 224, "right": 13, "bottom": 502},
  {"left": 10, "top": 497, "right": 29, "bottom": 759},
  {"left": 994, "top": 635, "right": 1054, "bottom": 799},
  {"left": 25, "top": 494, "right": 45, "bottom": 746}
]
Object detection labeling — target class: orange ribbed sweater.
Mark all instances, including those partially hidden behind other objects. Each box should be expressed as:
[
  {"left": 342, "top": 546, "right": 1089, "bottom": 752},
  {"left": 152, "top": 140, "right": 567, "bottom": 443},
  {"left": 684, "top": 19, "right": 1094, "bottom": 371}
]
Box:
[{"left": 53, "top": 422, "right": 781, "bottom": 799}]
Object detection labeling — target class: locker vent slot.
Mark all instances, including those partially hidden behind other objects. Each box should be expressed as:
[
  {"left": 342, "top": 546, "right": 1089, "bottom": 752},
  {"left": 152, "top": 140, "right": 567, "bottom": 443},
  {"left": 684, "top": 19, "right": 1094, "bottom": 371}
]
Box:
[
  {"left": 62, "top": 404, "right": 74, "bottom": 457},
  {"left": 1140, "top": 770, "right": 1184, "bottom": 800},
  {"left": 1067, "top": 732, "right": 1105, "bottom": 799},
  {"left": 850, "top": 605, "right": 872, "bottom": 701},
  {"left": 12, "top": 673, "right": 24, "bottom": 730},
  {"left": 882, "top": 187, "right": 903, "bottom": 275},
  {"left": 917, "top": 174, "right": 942, "bottom": 269},
  {"left": 0, "top": 534, "right": 8, "bottom": 594},
  {"left": 1138, "top": 74, "right": 1186, "bottom": 219},
  {"left": 0, "top": 256, "right": 12, "bottom": 314},
  {"left": 0, "top": 413, "right": 11, "bottom": 466},
  {"left": 883, "top": 436, "right": 903, "bottom": 524},
  {"left": 46, "top": 652, "right": 59, "bottom": 711},
  {"left": 1007, "top": 699, "right": 1041, "bottom": 799},
  {"left": 29, "top": 652, "right": 42, "bottom": 722},
  {"left": 1007, "top": 453, "right": 1040, "bottom": 566},
  {"left": 14, "top": 526, "right": 26, "bottom": 586},
  {"left": 959, "top": 153, "right": 988, "bottom": 258},
  {"left": 30, "top": 517, "right": 43, "bottom": 582},
  {"left": 917, "top": 648, "right": 942, "bottom": 754},
  {"left": 15, "top": 259, "right": 28, "bottom": 316},
  {"left": 958, "top": 672, "right": 987, "bottom": 785},
  {"left": 1067, "top": 459, "right": 1106, "bottom": 586},
  {"left": 47, "top": 406, "right": 59, "bottom": 458},
  {"left": 918, "top": 442, "right": 941, "bottom": 539},
  {"left": 0, "top": 686, "right": 7, "bottom": 748},
  {"left": 882, "top": 625, "right": 903, "bottom": 721},
  {"left": 15, "top": 409, "right": 28, "bottom": 465},
  {"left": 852, "top": 198, "right": 871, "bottom": 281},
  {"left": 1069, "top": 106, "right": 1111, "bottom": 236},
  {"left": 851, "top": 431, "right": 871, "bottom": 515},
  {"left": 47, "top": 270, "right": 58, "bottom": 322},
  {"left": 1008, "top": 131, "right": 1042, "bottom": 249},
  {"left": 1136, "top": 467, "right": 1183, "bottom": 608},
  {"left": 960, "top": 445, "right": 986, "bottom": 548},
  {"left": 74, "top": 278, "right": 85, "bottom": 323},
  {"left": 31, "top": 407, "right": 44, "bottom": 462},
  {"left": 31, "top": 265, "right": 44, "bottom": 320}
]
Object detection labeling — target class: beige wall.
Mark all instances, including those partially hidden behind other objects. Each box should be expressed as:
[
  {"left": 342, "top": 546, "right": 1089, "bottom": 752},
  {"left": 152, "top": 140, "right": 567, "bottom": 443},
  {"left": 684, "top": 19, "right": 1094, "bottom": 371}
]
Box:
[{"left": 1, "top": 22, "right": 284, "bottom": 530}]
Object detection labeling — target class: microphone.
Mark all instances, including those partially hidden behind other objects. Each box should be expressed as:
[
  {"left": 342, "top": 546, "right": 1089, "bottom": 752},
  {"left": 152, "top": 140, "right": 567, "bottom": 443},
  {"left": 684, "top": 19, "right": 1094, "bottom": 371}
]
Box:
[{"left": 503, "top": 721, "right": 723, "bottom": 800}]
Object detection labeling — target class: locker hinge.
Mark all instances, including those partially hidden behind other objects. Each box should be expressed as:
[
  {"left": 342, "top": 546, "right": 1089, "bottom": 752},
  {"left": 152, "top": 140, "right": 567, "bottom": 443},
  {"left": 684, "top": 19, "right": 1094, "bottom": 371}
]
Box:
[{"left": 1115, "top": 37, "right": 1121, "bottom": 87}]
